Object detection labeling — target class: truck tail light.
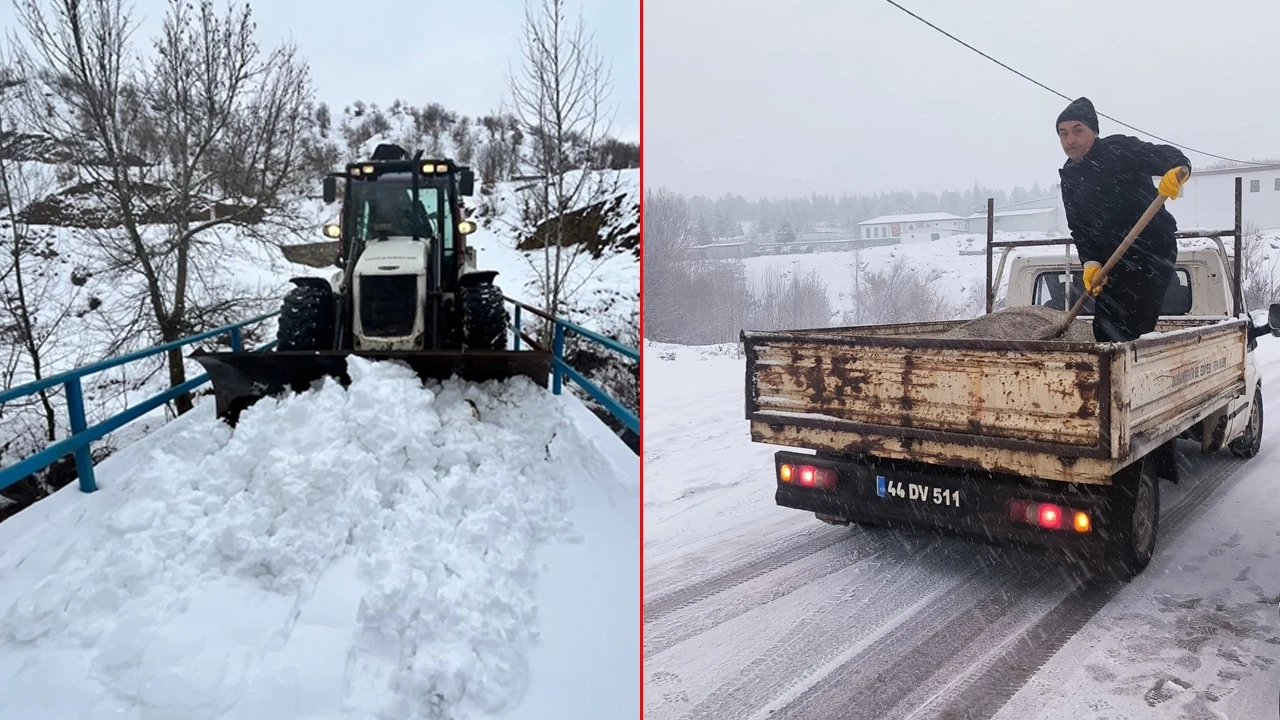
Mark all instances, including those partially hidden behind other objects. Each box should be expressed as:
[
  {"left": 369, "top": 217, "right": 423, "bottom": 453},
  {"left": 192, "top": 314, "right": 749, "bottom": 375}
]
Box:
[
  {"left": 778, "top": 463, "right": 837, "bottom": 490},
  {"left": 1010, "top": 498, "right": 1090, "bottom": 533}
]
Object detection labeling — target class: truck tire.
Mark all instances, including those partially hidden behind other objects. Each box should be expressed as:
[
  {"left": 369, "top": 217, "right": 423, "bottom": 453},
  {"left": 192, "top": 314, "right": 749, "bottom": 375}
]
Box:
[
  {"left": 1101, "top": 459, "right": 1160, "bottom": 580},
  {"left": 461, "top": 283, "right": 508, "bottom": 350},
  {"left": 1228, "top": 388, "right": 1263, "bottom": 458},
  {"left": 277, "top": 283, "right": 335, "bottom": 351}
]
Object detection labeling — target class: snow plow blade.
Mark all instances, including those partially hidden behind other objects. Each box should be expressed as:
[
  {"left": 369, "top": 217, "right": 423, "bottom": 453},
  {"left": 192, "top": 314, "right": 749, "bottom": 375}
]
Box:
[{"left": 190, "top": 349, "right": 554, "bottom": 424}]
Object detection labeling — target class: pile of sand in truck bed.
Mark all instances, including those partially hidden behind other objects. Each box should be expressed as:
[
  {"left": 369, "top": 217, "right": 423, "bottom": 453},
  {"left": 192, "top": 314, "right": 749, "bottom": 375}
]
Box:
[{"left": 931, "top": 305, "right": 1097, "bottom": 343}]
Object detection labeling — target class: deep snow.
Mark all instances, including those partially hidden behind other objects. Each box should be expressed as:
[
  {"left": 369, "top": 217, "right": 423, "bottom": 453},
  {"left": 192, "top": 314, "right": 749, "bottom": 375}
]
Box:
[{"left": 0, "top": 358, "right": 638, "bottom": 719}]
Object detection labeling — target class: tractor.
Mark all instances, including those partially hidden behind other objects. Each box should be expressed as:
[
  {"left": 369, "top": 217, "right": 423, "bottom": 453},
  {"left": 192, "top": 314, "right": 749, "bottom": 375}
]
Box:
[{"left": 191, "top": 143, "right": 551, "bottom": 423}]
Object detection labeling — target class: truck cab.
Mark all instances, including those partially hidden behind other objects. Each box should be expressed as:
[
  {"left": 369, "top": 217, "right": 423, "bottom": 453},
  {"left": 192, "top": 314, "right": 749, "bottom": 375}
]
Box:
[{"left": 1001, "top": 243, "right": 1274, "bottom": 454}]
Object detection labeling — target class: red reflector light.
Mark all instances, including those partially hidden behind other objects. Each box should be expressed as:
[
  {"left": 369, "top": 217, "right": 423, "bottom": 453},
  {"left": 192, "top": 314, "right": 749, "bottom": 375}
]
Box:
[
  {"left": 1038, "top": 504, "right": 1062, "bottom": 530},
  {"left": 799, "top": 466, "right": 816, "bottom": 486}
]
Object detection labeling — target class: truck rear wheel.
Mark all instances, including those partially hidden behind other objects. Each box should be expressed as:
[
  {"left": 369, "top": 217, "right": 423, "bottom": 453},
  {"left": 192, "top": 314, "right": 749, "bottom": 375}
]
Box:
[
  {"left": 461, "top": 283, "right": 509, "bottom": 350},
  {"left": 1101, "top": 459, "right": 1160, "bottom": 580},
  {"left": 1228, "top": 388, "right": 1263, "bottom": 458},
  {"left": 277, "top": 283, "right": 335, "bottom": 351}
]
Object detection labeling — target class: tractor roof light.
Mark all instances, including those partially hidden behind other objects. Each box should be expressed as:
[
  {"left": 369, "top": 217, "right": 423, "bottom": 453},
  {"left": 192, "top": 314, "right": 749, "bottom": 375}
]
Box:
[
  {"left": 361, "top": 164, "right": 375, "bottom": 175},
  {"left": 350, "top": 166, "right": 362, "bottom": 177}
]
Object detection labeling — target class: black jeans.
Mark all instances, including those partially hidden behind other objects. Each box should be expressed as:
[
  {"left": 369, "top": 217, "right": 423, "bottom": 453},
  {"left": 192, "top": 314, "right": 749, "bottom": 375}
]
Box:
[{"left": 1092, "top": 253, "right": 1176, "bottom": 342}]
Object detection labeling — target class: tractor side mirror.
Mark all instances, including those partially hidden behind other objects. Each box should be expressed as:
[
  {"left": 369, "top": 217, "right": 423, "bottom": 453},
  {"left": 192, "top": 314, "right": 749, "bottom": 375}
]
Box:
[
  {"left": 1269, "top": 303, "right": 1280, "bottom": 337},
  {"left": 459, "top": 169, "right": 475, "bottom": 197},
  {"left": 323, "top": 176, "right": 337, "bottom": 204}
]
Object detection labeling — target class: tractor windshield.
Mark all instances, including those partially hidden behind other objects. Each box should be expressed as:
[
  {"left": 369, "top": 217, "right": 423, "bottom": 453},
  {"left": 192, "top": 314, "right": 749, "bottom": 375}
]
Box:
[{"left": 346, "top": 180, "right": 453, "bottom": 252}]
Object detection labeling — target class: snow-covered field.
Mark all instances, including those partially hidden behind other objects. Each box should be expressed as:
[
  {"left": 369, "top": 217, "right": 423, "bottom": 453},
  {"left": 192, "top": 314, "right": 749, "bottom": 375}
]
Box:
[
  {"left": 737, "top": 229, "right": 1280, "bottom": 324},
  {"left": 643, "top": 233, "right": 1280, "bottom": 719},
  {"left": 0, "top": 359, "right": 638, "bottom": 719}
]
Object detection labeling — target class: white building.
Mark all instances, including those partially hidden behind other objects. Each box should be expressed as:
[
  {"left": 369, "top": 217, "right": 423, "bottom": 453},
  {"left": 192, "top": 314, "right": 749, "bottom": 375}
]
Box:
[
  {"left": 858, "top": 212, "right": 966, "bottom": 243},
  {"left": 966, "top": 191, "right": 1068, "bottom": 235},
  {"left": 1166, "top": 163, "right": 1280, "bottom": 232},
  {"left": 901, "top": 226, "right": 967, "bottom": 244}
]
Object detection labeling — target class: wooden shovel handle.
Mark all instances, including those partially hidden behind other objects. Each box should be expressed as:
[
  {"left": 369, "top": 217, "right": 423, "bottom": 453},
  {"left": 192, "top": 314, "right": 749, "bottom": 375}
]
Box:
[{"left": 1041, "top": 167, "right": 1189, "bottom": 341}]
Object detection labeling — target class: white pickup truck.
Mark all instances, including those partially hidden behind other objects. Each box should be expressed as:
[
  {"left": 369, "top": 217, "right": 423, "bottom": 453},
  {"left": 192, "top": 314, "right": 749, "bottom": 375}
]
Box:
[{"left": 742, "top": 181, "right": 1279, "bottom": 578}]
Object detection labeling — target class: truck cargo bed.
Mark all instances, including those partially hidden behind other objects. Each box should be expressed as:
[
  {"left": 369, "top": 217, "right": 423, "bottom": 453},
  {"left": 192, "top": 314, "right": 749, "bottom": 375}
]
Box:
[{"left": 743, "top": 317, "right": 1247, "bottom": 485}]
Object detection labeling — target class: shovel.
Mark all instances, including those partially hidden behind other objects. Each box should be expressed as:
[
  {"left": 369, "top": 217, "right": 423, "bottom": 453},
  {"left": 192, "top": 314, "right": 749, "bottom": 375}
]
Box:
[{"left": 1038, "top": 168, "right": 1188, "bottom": 341}]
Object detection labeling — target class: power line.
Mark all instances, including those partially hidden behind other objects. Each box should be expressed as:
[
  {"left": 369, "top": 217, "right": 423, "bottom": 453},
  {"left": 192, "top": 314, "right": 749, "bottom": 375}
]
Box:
[{"left": 881, "top": 0, "right": 1273, "bottom": 168}]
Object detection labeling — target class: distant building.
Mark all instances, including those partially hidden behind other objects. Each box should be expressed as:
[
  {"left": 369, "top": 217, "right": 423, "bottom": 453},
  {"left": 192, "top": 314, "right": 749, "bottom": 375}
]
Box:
[
  {"left": 858, "top": 212, "right": 966, "bottom": 242},
  {"left": 1167, "top": 163, "right": 1280, "bottom": 231},
  {"left": 966, "top": 189, "right": 1068, "bottom": 235},
  {"left": 686, "top": 240, "right": 757, "bottom": 260}
]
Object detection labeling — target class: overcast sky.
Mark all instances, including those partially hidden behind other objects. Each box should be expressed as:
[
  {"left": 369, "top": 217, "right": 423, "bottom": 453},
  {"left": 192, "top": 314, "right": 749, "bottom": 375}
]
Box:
[
  {"left": 644, "top": 0, "right": 1280, "bottom": 200},
  {"left": 0, "top": 0, "right": 638, "bottom": 141}
]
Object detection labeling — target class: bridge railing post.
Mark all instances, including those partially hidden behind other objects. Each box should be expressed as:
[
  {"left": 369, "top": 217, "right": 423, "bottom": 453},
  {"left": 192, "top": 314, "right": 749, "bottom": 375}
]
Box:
[{"left": 64, "top": 378, "right": 97, "bottom": 493}]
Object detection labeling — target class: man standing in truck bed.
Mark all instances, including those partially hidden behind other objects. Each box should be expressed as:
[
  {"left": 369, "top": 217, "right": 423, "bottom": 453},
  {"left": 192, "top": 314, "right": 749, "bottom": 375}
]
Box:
[{"left": 1056, "top": 96, "right": 1191, "bottom": 342}]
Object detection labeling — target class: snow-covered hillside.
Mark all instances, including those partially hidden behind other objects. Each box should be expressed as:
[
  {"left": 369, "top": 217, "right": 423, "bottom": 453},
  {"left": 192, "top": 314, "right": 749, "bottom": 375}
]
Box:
[{"left": 0, "top": 359, "right": 638, "bottom": 719}]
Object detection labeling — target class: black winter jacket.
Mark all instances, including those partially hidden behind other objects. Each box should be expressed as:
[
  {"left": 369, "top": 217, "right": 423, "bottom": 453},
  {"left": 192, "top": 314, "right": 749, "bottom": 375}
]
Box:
[{"left": 1059, "top": 134, "right": 1190, "bottom": 268}]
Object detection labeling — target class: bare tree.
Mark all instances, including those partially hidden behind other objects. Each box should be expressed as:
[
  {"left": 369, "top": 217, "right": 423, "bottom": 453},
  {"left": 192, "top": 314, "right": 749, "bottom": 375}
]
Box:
[
  {"left": 9, "top": 0, "right": 318, "bottom": 414},
  {"left": 507, "top": 0, "right": 621, "bottom": 337},
  {"left": 845, "top": 257, "right": 976, "bottom": 326},
  {"left": 1241, "top": 221, "right": 1280, "bottom": 314}
]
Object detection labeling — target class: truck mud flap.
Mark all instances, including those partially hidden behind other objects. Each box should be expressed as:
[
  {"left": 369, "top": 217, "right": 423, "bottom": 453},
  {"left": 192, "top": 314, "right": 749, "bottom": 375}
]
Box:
[{"left": 191, "top": 349, "right": 553, "bottom": 424}]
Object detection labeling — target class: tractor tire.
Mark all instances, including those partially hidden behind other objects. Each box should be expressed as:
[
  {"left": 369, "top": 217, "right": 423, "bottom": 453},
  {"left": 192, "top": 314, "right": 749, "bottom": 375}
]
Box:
[
  {"left": 1228, "top": 388, "right": 1263, "bottom": 458},
  {"left": 461, "top": 283, "right": 509, "bottom": 350},
  {"left": 277, "top": 283, "right": 335, "bottom": 351}
]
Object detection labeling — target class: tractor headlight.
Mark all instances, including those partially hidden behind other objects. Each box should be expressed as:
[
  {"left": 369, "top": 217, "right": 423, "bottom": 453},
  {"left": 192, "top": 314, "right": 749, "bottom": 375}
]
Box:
[
  {"left": 323, "top": 223, "right": 341, "bottom": 238},
  {"left": 458, "top": 220, "right": 476, "bottom": 235}
]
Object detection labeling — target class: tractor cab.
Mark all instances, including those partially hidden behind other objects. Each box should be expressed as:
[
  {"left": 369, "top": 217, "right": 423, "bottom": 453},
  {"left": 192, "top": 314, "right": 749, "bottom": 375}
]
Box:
[{"left": 321, "top": 143, "right": 477, "bottom": 294}]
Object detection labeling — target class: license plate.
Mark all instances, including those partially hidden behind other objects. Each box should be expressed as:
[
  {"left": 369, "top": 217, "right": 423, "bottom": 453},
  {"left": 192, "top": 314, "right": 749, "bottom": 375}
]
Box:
[{"left": 876, "top": 475, "right": 962, "bottom": 508}]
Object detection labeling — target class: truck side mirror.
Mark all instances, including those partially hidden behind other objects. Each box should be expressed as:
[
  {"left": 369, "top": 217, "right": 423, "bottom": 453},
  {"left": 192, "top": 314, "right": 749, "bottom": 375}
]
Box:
[
  {"left": 1270, "top": 303, "right": 1280, "bottom": 337},
  {"left": 323, "top": 176, "right": 336, "bottom": 204},
  {"left": 459, "top": 169, "right": 475, "bottom": 197}
]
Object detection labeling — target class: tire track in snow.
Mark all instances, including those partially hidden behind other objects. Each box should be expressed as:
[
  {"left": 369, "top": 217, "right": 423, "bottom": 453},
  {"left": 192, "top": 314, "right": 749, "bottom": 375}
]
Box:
[
  {"left": 666, "top": 536, "right": 969, "bottom": 720},
  {"left": 645, "top": 528, "right": 892, "bottom": 658},
  {"left": 644, "top": 525, "right": 852, "bottom": 622}
]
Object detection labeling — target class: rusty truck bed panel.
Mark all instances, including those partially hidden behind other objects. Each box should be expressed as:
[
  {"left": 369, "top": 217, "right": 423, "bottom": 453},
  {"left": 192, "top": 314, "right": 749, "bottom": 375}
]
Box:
[
  {"left": 743, "top": 318, "right": 1247, "bottom": 486},
  {"left": 751, "top": 341, "right": 1106, "bottom": 447}
]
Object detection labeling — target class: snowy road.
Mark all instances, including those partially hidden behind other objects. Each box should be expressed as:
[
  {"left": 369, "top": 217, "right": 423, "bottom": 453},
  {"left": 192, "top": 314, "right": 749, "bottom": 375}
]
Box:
[
  {"left": 643, "top": 341, "right": 1280, "bottom": 720},
  {"left": 0, "top": 360, "right": 639, "bottom": 720}
]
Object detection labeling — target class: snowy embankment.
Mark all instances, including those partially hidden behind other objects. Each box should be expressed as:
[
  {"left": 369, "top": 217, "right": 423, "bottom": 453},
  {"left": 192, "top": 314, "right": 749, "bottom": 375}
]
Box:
[{"left": 0, "top": 358, "right": 638, "bottom": 719}]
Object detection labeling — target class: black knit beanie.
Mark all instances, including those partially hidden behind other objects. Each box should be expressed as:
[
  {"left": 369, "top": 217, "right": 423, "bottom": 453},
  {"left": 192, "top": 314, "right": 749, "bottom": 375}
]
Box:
[{"left": 1056, "top": 97, "right": 1099, "bottom": 134}]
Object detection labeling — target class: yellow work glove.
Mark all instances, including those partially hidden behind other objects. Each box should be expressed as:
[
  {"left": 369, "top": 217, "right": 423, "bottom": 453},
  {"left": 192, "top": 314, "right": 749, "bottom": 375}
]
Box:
[
  {"left": 1158, "top": 166, "right": 1189, "bottom": 199},
  {"left": 1083, "top": 261, "right": 1106, "bottom": 296}
]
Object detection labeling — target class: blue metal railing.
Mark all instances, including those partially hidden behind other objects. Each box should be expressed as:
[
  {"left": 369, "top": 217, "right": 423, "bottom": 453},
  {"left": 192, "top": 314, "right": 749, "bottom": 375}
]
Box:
[
  {"left": 0, "top": 312, "right": 280, "bottom": 494},
  {"left": 506, "top": 297, "right": 639, "bottom": 435},
  {"left": 0, "top": 297, "right": 637, "bottom": 499}
]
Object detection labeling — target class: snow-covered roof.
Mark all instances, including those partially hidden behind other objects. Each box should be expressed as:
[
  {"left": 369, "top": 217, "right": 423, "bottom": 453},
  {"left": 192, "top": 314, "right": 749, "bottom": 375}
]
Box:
[{"left": 858, "top": 212, "right": 964, "bottom": 225}]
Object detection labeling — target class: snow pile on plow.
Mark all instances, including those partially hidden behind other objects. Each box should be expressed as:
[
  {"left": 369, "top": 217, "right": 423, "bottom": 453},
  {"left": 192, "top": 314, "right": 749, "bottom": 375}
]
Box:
[{"left": 0, "top": 357, "right": 612, "bottom": 720}]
